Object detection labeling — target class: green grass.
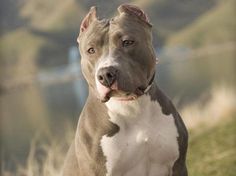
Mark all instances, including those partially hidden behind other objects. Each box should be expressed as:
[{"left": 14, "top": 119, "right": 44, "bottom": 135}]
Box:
[{"left": 188, "top": 117, "right": 236, "bottom": 176}]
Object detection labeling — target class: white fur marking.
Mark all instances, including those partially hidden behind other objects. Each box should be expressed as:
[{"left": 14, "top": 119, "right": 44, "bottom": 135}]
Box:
[
  {"left": 95, "top": 55, "right": 120, "bottom": 96},
  {"left": 101, "top": 95, "right": 179, "bottom": 176},
  {"left": 95, "top": 55, "right": 119, "bottom": 77}
]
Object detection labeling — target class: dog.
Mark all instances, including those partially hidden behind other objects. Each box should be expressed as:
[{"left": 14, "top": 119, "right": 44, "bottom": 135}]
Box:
[{"left": 62, "top": 4, "right": 188, "bottom": 176}]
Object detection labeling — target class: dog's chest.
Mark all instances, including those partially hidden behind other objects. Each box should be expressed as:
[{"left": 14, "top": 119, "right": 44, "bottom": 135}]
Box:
[{"left": 101, "top": 96, "right": 179, "bottom": 176}]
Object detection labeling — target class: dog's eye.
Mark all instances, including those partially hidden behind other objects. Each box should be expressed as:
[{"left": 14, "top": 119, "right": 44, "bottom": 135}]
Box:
[
  {"left": 122, "top": 40, "right": 134, "bottom": 47},
  {"left": 87, "top": 47, "right": 95, "bottom": 54}
]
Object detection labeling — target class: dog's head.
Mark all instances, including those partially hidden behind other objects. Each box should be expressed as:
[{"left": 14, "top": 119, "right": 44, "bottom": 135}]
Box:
[{"left": 78, "top": 4, "right": 157, "bottom": 102}]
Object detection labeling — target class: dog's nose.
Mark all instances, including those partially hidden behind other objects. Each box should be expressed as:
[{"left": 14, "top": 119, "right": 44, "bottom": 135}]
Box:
[{"left": 97, "top": 67, "right": 117, "bottom": 87}]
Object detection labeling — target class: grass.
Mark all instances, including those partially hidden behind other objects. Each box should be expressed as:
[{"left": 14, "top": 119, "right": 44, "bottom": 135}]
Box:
[
  {"left": 181, "top": 86, "right": 236, "bottom": 175},
  {"left": 181, "top": 86, "right": 236, "bottom": 129},
  {"left": 0, "top": 28, "right": 47, "bottom": 86},
  {"left": 131, "top": 0, "right": 217, "bottom": 46},
  {"left": 2, "top": 125, "right": 74, "bottom": 176},
  {"left": 0, "top": 0, "right": 85, "bottom": 87},
  {"left": 167, "top": 0, "right": 236, "bottom": 48},
  {"left": 20, "top": 0, "right": 85, "bottom": 31},
  {"left": 188, "top": 117, "right": 236, "bottom": 176}
]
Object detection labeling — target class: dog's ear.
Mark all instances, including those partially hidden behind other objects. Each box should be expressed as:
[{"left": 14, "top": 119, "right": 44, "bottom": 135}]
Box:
[
  {"left": 118, "top": 4, "right": 151, "bottom": 26},
  {"left": 80, "top": 6, "right": 97, "bottom": 32},
  {"left": 78, "top": 6, "right": 97, "bottom": 43}
]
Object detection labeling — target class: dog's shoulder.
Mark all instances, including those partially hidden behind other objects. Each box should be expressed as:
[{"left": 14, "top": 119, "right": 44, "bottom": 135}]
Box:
[{"left": 150, "top": 84, "right": 188, "bottom": 175}]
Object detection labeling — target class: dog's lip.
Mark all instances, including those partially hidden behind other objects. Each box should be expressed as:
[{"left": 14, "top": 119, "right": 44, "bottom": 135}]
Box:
[
  {"left": 100, "top": 87, "right": 145, "bottom": 103},
  {"left": 97, "top": 78, "right": 149, "bottom": 103},
  {"left": 100, "top": 89, "right": 112, "bottom": 103},
  {"left": 101, "top": 95, "right": 111, "bottom": 103}
]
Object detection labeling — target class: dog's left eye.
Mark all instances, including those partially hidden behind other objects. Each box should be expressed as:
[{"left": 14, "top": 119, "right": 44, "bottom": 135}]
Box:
[
  {"left": 87, "top": 47, "right": 95, "bottom": 54},
  {"left": 122, "top": 40, "right": 134, "bottom": 47}
]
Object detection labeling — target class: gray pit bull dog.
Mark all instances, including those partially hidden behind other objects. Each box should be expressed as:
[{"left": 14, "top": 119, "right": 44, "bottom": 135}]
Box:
[{"left": 62, "top": 4, "right": 188, "bottom": 176}]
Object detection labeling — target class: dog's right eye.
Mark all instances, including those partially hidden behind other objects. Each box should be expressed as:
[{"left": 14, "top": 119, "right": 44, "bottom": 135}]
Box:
[
  {"left": 87, "top": 47, "right": 95, "bottom": 54},
  {"left": 122, "top": 40, "right": 134, "bottom": 47}
]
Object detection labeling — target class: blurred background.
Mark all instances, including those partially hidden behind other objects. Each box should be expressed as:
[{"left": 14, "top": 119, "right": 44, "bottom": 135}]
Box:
[{"left": 0, "top": 0, "right": 235, "bottom": 175}]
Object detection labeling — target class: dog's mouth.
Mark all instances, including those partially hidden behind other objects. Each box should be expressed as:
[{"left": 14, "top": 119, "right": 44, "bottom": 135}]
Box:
[
  {"left": 100, "top": 86, "right": 147, "bottom": 103},
  {"left": 97, "top": 73, "right": 155, "bottom": 103}
]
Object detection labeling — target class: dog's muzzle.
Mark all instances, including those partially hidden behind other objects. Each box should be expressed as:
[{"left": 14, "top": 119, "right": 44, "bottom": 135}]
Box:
[{"left": 96, "top": 67, "right": 155, "bottom": 103}]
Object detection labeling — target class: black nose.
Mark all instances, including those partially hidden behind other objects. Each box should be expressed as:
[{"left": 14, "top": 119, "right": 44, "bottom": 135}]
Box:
[{"left": 97, "top": 66, "right": 118, "bottom": 87}]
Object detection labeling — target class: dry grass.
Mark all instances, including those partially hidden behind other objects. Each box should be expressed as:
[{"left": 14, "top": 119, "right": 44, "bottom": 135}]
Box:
[
  {"left": 181, "top": 85, "right": 236, "bottom": 130},
  {"left": 2, "top": 125, "right": 74, "bottom": 176},
  {"left": 181, "top": 85, "right": 236, "bottom": 176}
]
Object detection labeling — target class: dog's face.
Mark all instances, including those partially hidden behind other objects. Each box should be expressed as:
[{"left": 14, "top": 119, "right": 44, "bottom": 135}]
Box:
[{"left": 78, "top": 4, "right": 157, "bottom": 102}]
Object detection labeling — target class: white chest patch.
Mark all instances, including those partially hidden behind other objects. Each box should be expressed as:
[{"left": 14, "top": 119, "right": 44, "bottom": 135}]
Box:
[{"left": 100, "top": 95, "right": 179, "bottom": 176}]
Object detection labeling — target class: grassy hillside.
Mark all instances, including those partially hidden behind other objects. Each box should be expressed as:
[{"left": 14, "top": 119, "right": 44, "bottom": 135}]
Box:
[
  {"left": 0, "top": 0, "right": 220, "bottom": 77},
  {"left": 0, "top": 28, "right": 47, "bottom": 86},
  {"left": 132, "top": 0, "right": 217, "bottom": 45},
  {"left": 181, "top": 87, "right": 236, "bottom": 175},
  {"left": 0, "top": 0, "right": 86, "bottom": 86},
  {"left": 20, "top": 0, "right": 85, "bottom": 32},
  {"left": 188, "top": 117, "right": 236, "bottom": 176},
  {"left": 167, "top": 0, "right": 236, "bottom": 48}
]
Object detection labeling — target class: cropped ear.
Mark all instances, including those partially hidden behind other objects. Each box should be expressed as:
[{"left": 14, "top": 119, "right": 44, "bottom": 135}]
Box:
[
  {"left": 80, "top": 6, "right": 97, "bottom": 32},
  {"left": 77, "top": 6, "right": 97, "bottom": 43},
  {"left": 118, "top": 4, "right": 151, "bottom": 26}
]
